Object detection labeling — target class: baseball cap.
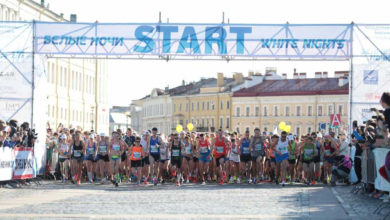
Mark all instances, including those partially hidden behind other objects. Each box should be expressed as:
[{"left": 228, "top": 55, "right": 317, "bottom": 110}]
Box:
[{"left": 60, "top": 134, "right": 67, "bottom": 140}]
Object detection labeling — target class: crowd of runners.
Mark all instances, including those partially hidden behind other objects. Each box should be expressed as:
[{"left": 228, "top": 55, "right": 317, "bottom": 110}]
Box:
[{"left": 46, "top": 126, "right": 352, "bottom": 187}]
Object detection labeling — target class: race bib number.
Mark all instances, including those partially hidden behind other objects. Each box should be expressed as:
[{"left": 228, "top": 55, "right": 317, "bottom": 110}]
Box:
[
  {"left": 243, "top": 147, "right": 250, "bottom": 154},
  {"left": 150, "top": 145, "right": 158, "bottom": 153},
  {"left": 172, "top": 149, "right": 180, "bottom": 157},
  {"left": 73, "top": 150, "right": 81, "bottom": 157},
  {"left": 133, "top": 152, "right": 141, "bottom": 159},
  {"left": 325, "top": 149, "right": 331, "bottom": 156},
  {"left": 255, "top": 144, "right": 262, "bottom": 151},
  {"left": 113, "top": 144, "right": 120, "bottom": 151},
  {"left": 87, "top": 147, "right": 95, "bottom": 155},
  {"left": 200, "top": 147, "right": 208, "bottom": 153},
  {"left": 216, "top": 146, "right": 224, "bottom": 153},
  {"left": 99, "top": 146, "right": 107, "bottom": 153},
  {"left": 304, "top": 149, "right": 313, "bottom": 159},
  {"left": 185, "top": 146, "right": 191, "bottom": 154}
]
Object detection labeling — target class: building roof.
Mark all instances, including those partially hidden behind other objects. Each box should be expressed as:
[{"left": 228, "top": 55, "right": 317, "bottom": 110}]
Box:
[{"left": 233, "top": 78, "right": 348, "bottom": 97}]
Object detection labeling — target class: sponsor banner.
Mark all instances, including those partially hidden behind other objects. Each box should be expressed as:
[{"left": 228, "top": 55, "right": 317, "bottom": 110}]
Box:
[
  {"left": 12, "top": 147, "right": 35, "bottom": 180},
  {"left": 0, "top": 147, "right": 14, "bottom": 181},
  {"left": 374, "top": 148, "right": 390, "bottom": 192},
  {"left": 34, "top": 22, "right": 352, "bottom": 58},
  {"left": 350, "top": 25, "right": 390, "bottom": 128},
  {"left": 330, "top": 114, "right": 341, "bottom": 127}
]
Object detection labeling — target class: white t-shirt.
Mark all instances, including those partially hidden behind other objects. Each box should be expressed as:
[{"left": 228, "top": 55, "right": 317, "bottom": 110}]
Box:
[{"left": 276, "top": 138, "right": 289, "bottom": 155}]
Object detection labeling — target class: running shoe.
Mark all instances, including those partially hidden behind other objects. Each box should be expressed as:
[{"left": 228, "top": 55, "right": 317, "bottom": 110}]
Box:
[
  {"left": 237, "top": 178, "right": 241, "bottom": 184},
  {"left": 219, "top": 179, "right": 223, "bottom": 185},
  {"left": 229, "top": 177, "right": 234, "bottom": 184},
  {"left": 154, "top": 178, "right": 158, "bottom": 186},
  {"left": 257, "top": 178, "right": 262, "bottom": 184},
  {"left": 176, "top": 181, "right": 181, "bottom": 186},
  {"left": 115, "top": 182, "right": 119, "bottom": 187},
  {"left": 201, "top": 181, "right": 206, "bottom": 185},
  {"left": 282, "top": 180, "right": 285, "bottom": 187},
  {"left": 311, "top": 180, "right": 316, "bottom": 186},
  {"left": 186, "top": 179, "right": 190, "bottom": 184},
  {"left": 137, "top": 182, "right": 142, "bottom": 186},
  {"left": 77, "top": 180, "right": 81, "bottom": 185},
  {"left": 233, "top": 176, "right": 237, "bottom": 181},
  {"left": 306, "top": 181, "right": 310, "bottom": 186}
]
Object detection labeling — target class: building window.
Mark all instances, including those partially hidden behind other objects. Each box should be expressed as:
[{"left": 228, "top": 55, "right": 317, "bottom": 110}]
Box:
[
  {"left": 212, "top": 102, "right": 215, "bottom": 110},
  {"left": 307, "top": 127, "right": 312, "bottom": 134},
  {"left": 236, "top": 127, "right": 240, "bottom": 134},
  {"left": 296, "top": 127, "right": 301, "bottom": 136},
  {"left": 236, "top": 107, "right": 240, "bottom": 117},
  {"left": 179, "top": 104, "right": 182, "bottom": 112},
  {"left": 318, "top": 105, "right": 323, "bottom": 116},
  {"left": 226, "top": 118, "right": 230, "bottom": 128},
  {"left": 211, "top": 118, "right": 215, "bottom": 127},
  {"left": 220, "top": 101, "right": 223, "bottom": 110},
  {"left": 296, "top": 106, "right": 301, "bottom": 116},
  {"left": 338, "top": 105, "right": 343, "bottom": 115},
  {"left": 246, "top": 107, "right": 250, "bottom": 117},
  {"left": 328, "top": 105, "right": 333, "bottom": 116},
  {"left": 191, "top": 102, "right": 194, "bottom": 111},
  {"left": 197, "top": 102, "right": 199, "bottom": 110},
  {"left": 206, "top": 118, "right": 209, "bottom": 127},
  {"left": 173, "top": 104, "right": 176, "bottom": 112},
  {"left": 264, "top": 106, "right": 268, "bottom": 116},
  {"left": 202, "top": 102, "right": 205, "bottom": 110},
  {"left": 226, "top": 100, "right": 230, "bottom": 109},
  {"left": 285, "top": 106, "right": 290, "bottom": 116},
  {"left": 255, "top": 107, "right": 259, "bottom": 116},
  {"left": 246, "top": 127, "right": 250, "bottom": 132},
  {"left": 308, "top": 106, "right": 312, "bottom": 116},
  {"left": 202, "top": 119, "right": 205, "bottom": 127},
  {"left": 264, "top": 127, "right": 268, "bottom": 132},
  {"left": 207, "top": 102, "right": 209, "bottom": 110},
  {"left": 220, "top": 117, "right": 223, "bottom": 128},
  {"left": 274, "top": 106, "right": 278, "bottom": 116}
]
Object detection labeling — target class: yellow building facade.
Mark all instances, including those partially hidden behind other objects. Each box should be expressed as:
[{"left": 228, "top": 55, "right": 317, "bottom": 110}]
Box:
[
  {"left": 232, "top": 74, "right": 349, "bottom": 135},
  {"left": 170, "top": 73, "right": 244, "bottom": 133}
]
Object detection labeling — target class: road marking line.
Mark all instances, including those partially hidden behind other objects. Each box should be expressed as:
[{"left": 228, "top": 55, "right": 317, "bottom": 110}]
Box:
[{"left": 331, "top": 187, "right": 358, "bottom": 217}]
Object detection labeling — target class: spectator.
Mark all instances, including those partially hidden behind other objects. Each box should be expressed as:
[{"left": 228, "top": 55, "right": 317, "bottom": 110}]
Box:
[{"left": 380, "top": 92, "right": 390, "bottom": 131}]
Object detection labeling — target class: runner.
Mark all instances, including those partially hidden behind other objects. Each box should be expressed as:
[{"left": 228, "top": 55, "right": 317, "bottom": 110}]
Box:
[
  {"left": 149, "top": 127, "right": 163, "bottom": 185},
  {"left": 71, "top": 132, "right": 85, "bottom": 185},
  {"left": 274, "top": 131, "right": 289, "bottom": 186},
  {"left": 211, "top": 129, "right": 228, "bottom": 185},
  {"left": 158, "top": 136, "right": 170, "bottom": 184},
  {"left": 311, "top": 132, "right": 323, "bottom": 182},
  {"left": 191, "top": 133, "right": 199, "bottom": 183},
  {"left": 123, "top": 128, "right": 135, "bottom": 182},
  {"left": 322, "top": 133, "right": 338, "bottom": 184},
  {"left": 97, "top": 133, "right": 110, "bottom": 183},
  {"left": 130, "top": 136, "right": 143, "bottom": 186},
  {"left": 181, "top": 135, "right": 194, "bottom": 184},
  {"left": 169, "top": 134, "right": 182, "bottom": 186},
  {"left": 198, "top": 133, "right": 211, "bottom": 185},
  {"left": 238, "top": 130, "right": 252, "bottom": 183},
  {"left": 57, "top": 134, "right": 70, "bottom": 183},
  {"left": 287, "top": 134, "right": 297, "bottom": 184},
  {"left": 228, "top": 137, "right": 240, "bottom": 183},
  {"left": 299, "top": 136, "right": 317, "bottom": 186},
  {"left": 85, "top": 133, "right": 97, "bottom": 183},
  {"left": 109, "top": 131, "right": 124, "bottom": 187},
  {"left": 250, "top": 128, "right": 265, "bottom": 184},
  {"left": 141, "top": 131, "right": 150, "bottom": 184}
]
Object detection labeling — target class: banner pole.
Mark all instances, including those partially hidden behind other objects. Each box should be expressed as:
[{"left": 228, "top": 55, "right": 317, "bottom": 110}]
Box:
[
  {"left": 348, "top": 22, "right": 354, "bottom": 136},
  {"left": 31, "top": 20, "right": 36, "bottom": 128}
]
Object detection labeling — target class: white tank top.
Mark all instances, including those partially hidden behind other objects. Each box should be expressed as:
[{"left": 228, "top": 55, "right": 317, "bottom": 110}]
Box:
[{"left": 276, "top": 138, "right": 289, "bottom": 155}]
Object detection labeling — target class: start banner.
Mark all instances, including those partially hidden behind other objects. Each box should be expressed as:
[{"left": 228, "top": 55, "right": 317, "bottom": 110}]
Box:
[
  {"left": 34, "top": 22, "right": 352, "bottom": 58},
  {"left": 12, "top": 147, "right": 35, "bottom": 180}
]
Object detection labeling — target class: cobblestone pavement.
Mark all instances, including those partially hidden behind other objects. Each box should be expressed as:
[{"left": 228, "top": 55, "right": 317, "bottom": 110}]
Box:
[
  {"left": 0, "top": 181, "right": 370, "bottom": 220},
  {"left": 332, "top": 184, "right": 390, "bottom": 220}
]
